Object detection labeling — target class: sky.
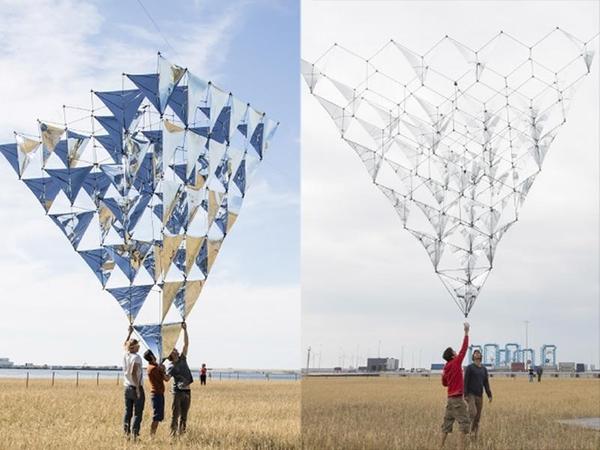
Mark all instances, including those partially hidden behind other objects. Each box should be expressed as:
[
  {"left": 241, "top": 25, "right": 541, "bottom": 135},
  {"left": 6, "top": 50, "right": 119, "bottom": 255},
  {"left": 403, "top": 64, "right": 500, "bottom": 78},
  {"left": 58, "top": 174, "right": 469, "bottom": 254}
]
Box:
[
  {"left": 0, "top": 0, "right": 300, "bottom": 369},
  {"left": 302, "top": 1, "right": 599, "bottom": 369}
]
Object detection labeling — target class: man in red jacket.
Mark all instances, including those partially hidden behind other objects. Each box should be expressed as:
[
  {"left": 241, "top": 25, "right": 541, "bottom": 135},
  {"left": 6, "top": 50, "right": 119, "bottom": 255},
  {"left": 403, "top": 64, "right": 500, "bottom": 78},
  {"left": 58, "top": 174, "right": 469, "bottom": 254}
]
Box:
[{"left": 440, "top": 322, "right": 470, "bottom": 450}]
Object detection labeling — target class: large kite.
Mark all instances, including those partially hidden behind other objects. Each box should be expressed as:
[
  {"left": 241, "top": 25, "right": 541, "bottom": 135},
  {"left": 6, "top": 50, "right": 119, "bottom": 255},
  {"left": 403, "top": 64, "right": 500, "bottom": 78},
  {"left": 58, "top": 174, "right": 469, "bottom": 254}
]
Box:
[
  {"left": 0, "top": 55, "right": 278, "bottom": 357},
  {"left": 303, "top": 28, "right": 596, "bottom": 316}
]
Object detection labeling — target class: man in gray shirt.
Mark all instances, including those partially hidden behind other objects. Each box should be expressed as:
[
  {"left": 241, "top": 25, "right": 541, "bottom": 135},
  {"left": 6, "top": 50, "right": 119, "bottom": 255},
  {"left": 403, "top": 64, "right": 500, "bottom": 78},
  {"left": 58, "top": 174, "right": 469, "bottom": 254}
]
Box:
[
  {"left": 167, "top": 322, "right": 194, "bottom": 436},
  {"left": 463, "top": 349, "right": 492, "bottom": 440}
]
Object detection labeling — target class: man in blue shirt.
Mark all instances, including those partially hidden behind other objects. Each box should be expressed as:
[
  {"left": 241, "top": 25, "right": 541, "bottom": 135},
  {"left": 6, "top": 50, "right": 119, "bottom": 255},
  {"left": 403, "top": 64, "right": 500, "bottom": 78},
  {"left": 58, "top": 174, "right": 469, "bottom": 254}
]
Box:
[{"left": 463, "top": 349, "right": 492, "bottom": 440}]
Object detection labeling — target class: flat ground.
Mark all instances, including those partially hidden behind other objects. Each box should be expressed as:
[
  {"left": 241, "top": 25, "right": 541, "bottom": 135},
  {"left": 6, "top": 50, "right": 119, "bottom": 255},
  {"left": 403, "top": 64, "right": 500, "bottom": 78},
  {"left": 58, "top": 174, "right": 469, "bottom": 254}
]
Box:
[
  {"left": 0, "top": 379, "right": 300, "bottom": 449},
  {"left": 302, "top": 376, "right": 600, "bottom": 450}
]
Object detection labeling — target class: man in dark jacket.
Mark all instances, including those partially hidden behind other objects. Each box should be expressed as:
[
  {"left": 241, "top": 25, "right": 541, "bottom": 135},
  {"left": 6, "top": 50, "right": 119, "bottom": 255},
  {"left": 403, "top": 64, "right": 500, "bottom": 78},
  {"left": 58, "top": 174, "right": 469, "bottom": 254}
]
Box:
[
  {"left": 167, "top": 322, "right": 194, "bottom": 436},
  {"left": 464, "top": 349, "right": 492, "bottom": 440},
  {"left": 440, "top": 322, "right": 470, "bottom": 450}
]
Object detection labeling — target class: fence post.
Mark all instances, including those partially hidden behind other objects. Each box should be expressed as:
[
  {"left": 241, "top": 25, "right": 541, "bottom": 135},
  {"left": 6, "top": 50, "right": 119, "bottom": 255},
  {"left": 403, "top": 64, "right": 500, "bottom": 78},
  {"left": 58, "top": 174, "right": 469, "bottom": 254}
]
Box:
[
  {"left": 26, "top": 371, "right": 29, "bottom": 388},
  {"left": 76, "top": 372, "right": 79, "bottom": 387},
  {"left": 96, "top": 372, "right": 99, "bottom": 386},
  {"left": 52, "top": 372, "right": 55, "bottom": 387},
  {"left": 116, "top": 372, "right": 120, "bottom": 385},
  {"left": 237, "top": 372, "right": 239, "bottom": 380},
  {"left": 219, "top": 372, "right": 222, "bottom": 381}
]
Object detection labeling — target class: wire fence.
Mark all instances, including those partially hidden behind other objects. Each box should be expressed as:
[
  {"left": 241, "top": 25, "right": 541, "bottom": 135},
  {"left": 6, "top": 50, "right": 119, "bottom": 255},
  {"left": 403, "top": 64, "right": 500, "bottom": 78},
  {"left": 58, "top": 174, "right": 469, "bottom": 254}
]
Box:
[{"left": 1, "top": 370, "right": 300, "bottom": 388}]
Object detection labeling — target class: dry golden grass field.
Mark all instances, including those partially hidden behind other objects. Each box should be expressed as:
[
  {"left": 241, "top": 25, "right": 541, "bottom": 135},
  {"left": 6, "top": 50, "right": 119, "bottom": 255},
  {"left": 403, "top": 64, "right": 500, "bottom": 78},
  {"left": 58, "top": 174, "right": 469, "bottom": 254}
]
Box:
[
  {"left": 0, "top": 378, "right": 300, "bottom": 450},
  {"left": 302, "top": 376, "right": 600, "bottom": 450}
]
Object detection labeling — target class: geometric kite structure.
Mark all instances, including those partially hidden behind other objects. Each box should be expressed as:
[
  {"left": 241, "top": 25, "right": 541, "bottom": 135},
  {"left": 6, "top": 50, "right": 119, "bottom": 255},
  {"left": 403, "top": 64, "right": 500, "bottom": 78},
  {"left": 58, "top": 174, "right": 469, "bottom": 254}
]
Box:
[
  {"left": 0, "top": 54, "right": 278, "bottom": 357},
  {"left": 303, "top": 28, "right": 596, "bottom": 316}
]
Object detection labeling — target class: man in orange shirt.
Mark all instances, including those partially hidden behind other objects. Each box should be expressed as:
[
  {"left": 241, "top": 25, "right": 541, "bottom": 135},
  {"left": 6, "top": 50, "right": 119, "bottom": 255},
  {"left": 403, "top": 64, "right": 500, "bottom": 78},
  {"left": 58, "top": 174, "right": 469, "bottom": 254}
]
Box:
[
  {"left": 440, "top": 322, "right": 470, "bottom": 450},
  {"left": 143, "top": 350, "right": 169, "bottom": 436}
]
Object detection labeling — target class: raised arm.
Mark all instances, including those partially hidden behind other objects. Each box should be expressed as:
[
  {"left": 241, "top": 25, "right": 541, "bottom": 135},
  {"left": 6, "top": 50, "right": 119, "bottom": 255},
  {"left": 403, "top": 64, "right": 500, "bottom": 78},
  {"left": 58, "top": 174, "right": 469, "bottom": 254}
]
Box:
[
  {"left": 456, "top": 322, "right": 470, "bottom": 363},
  {"left": 123, "top": 325, "right": 134, "bottom": 349},
  {"left": 182, "top": 321, "right": 189, "bottom": 357},
  {"left": 160, "top": 363, "right": 171, "bottom": 382},
  {"left": 484, "top": 367, "right": 492, "bottom": 401}
]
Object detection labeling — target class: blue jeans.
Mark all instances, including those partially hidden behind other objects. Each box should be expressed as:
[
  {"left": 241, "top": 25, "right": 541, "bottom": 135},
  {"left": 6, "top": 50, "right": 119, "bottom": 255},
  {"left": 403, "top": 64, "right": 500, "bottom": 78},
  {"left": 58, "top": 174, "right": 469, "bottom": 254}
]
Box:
[{"left": 123, "top": 386, "right": 145, "bottom": 436}]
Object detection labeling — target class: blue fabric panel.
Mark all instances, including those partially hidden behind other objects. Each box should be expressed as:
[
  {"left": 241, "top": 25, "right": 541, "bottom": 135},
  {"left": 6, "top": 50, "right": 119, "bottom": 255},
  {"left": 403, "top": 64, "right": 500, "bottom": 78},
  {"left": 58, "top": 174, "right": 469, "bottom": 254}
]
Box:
[
  {"left": 171, "top": 164, "right": 187, "bottom": 183},
  {"left": 53, "top": 140, "right": 69, "bottom": 167},
  {"left": 78, "top": 248, "right": 111, "bottom": 286},
  {"left": 169, "top": 86, "right": 188, "bottom": 125},
  {"left": 250, "top": 122, "right": 264, "bottom": 158},
  {"left": 143, "top": 248, "right": 157, "bottom": 280},
  {"left": 50, "top": 211, "right": 95, "bottom": 249},
  {"left": 128, "top": 193, "right": 152, "bottom": 232},
  {"left": 107, "top": 284, "right": 153, "bottom": 321},
  {"left": 99, "top": 164, "right": 126, "bottom": 196},
  {"left": 215, "top": 210, "right": 228, "bottom": 235},
  {"left": 94, "top": 90, "right": 144, "bottom": 129},
  {"left": 95, "top": 116, "right": 123, "bottom": 152},
  {"left": 165, "top": 192, "right": 188, "bottom": 235},
  {"left": 95, "top": 134, "right": 122, "bottom": 164},
  {"left": 102, "top": 197, "right": 124, "bottom": 223},
  {"left": 45, "top": 166, "right": 94, "bottom": 203},
  {"left": 237, "top": 123, "right": 248, "bottom": 137},
  {"left": 23, "top": 177, "right": 61, "bottom": 210},
  {"left": 233, "top": 161, "right": 246, "bottom": 195},
  {"left": 133, "top": 153, "right": 155, "bottom": 195},
  {"left": 174, "top": 248, "right": 186, "bottom": 274},
  {"left": 210, "top": 106, "right": 231, "bottom": 144},
  {"left": 127, "top": 74, "right": 160, "bottom": 112},
  {"left": 142, "top": 130, "right": 162, "bottom": 144},
  {"left": 0, "top": 143, "right": 20, "bottom": 175},
  {"left": 173, "top": 285, "right": 186, "bottom": 317},
  {"left": 81, "top": 171, "right": 112, "bottom": 199},
  {"left": 133, "top": 324, "right": 162, "bottom": 359},
  {"left": 189, "top": 127, "right": 209, "bottom": 138},
  {"left": 195, "top": 239, "right": 208, "bottom": 276}
]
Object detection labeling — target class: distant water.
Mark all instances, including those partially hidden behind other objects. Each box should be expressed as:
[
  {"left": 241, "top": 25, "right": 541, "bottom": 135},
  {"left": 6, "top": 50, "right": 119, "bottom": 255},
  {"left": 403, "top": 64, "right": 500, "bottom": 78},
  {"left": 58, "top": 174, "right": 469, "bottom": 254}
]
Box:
[{"left": 0, "top": 368, "right": 299, "bottom": 381}]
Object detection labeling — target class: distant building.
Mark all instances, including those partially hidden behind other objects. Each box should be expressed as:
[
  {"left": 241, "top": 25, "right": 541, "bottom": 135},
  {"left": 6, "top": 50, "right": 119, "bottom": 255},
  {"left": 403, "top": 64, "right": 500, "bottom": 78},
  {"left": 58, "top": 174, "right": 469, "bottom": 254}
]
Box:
[
  {"left": 0, "top": 358, "right": 14, "bottom": 368},
  {"left": 559, "top": 362, "right": 575, "bottom": 372},
  {"left": 367, "top": 357, "right": 399, "bottom": 372},
  {"left": 430, "top": 363, "right": 445, "bottom": 371}
]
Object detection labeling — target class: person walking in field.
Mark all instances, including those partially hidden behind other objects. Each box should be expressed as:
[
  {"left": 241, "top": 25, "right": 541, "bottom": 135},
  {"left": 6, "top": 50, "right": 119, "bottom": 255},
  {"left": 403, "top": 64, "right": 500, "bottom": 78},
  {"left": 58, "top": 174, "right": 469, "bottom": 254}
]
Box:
[
  {"left": 143, "top": 349, "right": 169, "bottom": 436},
  {"left": 167, "top": 321, "right": 194, "bottom": 436},
  {"left": 464, "top": 349, "right": 492, "bottom": 441},
  {"left": 200, "top": 363, "right": 207, "bottom": 385},
  {"left": 440, "top": 322, "right": 470, "bottom": 450},
  {"left": 535, "top": 365, "right": 543, "bottom": 382},
  {"left": 123, "top": 326, "right": 144, "bottom": 440},
  {"left": 528, "top": 366, "right": 535, "bottom": 382}
]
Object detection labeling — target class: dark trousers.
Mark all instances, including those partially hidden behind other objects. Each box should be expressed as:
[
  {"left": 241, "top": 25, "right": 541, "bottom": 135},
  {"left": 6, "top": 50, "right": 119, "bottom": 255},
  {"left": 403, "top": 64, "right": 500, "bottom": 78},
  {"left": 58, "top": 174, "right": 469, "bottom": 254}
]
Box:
[
  {"left": 465, "top": 394, "right": 483, "bottom": 434},
  {"left": 123, "top": 386, "right": 145, "bottom": 436},
  {"left": 200, "top": 374, "right": 207, "bottom": 385},
  {"left": 171, "top": 390, "right": 191, "bottom": 435}
]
